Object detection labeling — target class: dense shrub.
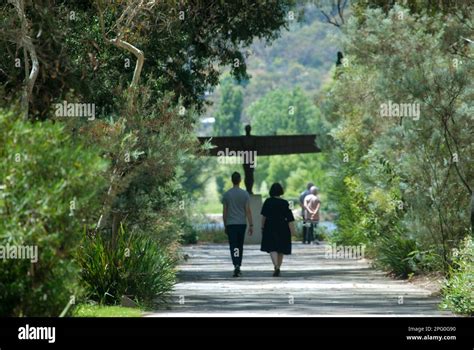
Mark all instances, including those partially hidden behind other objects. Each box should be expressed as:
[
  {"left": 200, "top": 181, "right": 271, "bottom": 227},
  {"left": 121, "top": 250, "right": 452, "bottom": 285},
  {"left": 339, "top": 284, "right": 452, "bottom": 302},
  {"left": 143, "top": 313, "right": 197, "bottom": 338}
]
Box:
[
  {"left": 330, "top": 176, "right": 372, "bottom": 246},
  {"left": 0, "top": 109, "right": 107, "bottom": 316},
  {"left": 322, "top": 5, "right": 473, "bottom": 282},
  {"left": 180, "top": 222, "right": 199, "bottom": 245},
  {"left": 374, "top": 234, "right": 418, "bottom": 278},
  {"left": 441, "top": 237, "right": 474, "bottom": 315},
  {"left": 78, "top": 225, "right": 176, "bottom": 307}
]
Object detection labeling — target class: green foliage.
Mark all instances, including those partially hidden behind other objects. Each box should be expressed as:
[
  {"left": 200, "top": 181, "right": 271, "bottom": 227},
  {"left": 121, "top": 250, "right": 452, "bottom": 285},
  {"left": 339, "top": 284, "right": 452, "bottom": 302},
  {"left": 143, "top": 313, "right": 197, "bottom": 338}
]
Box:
[
  {"left": 0, "top": 0, "right": 312, "bottom": 316},
  {"left": 180, "top": 222, "right": 199, "bottom": 245},
  {"left": 352, "top": 0, "right": 472, "bottom": 18},
  {"left": 0, "top": 108, "right": 107, "bottom": 316},
  {"left": 244, "top": 87, "right": 328, "bottom": 199},
  {"left": 0, "top": 0, "right": 297, "bottom": 118},
  {"left": 322, "top": 4, "right": 473, "bottom": 278},
  {"left": 107, "top": 103, "right": 197, "bottom": 238},
  {"left": 215, "top": 175, "right": 226, "bottom": 198},
  {"left": 77, "top": 225, "right": 176, "bottom": 307},
  {"left": 441, "top": 236, "right": 474, "bottom": 315},
  {"left": 249, "top": 87, "right": 320, "bottom": 135},
  {"left": 213, "top": 76, "right": 244, "bottom": 136},
  {"left": 330, "top": 176, "right": 372, "bottom": 246},
  {"left": 375, "top": 234, "right": 418, "bottom": 278}
]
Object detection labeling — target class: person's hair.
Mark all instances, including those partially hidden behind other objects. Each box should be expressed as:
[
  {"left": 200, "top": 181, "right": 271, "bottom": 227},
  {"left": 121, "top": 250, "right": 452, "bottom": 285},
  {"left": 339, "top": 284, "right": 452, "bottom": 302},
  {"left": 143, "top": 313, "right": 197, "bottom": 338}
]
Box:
[
  {"left": 310, "top": 186, "right": 318, "bottom": 194},
  {"left": 269, "top": 182, "right": 284, "bottom": 197},
  {"left": 231, "top": 172, "right": 241, "bottom": 185},
  {"left": 307, "top": 182, "right": 314, "bottom": 190}
]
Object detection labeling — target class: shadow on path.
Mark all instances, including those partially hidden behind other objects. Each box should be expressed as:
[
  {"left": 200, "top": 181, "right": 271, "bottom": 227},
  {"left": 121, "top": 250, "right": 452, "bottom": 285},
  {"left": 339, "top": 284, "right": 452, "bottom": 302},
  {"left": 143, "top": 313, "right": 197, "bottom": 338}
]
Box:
[{"left": 149, "top": 243, "right": 451, "bottom": 316}]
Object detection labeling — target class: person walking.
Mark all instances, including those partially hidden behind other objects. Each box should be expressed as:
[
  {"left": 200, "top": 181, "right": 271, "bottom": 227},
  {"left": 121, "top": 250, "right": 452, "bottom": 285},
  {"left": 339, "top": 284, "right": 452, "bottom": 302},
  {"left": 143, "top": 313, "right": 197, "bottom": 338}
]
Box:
[
  {"left": 260, "top": 183, "right": 296, "bottom": 277},
  {"left": 303, "top": 186, "right": 321, "bottom": 245},
  {"left": 222, "top": 172, "right": 253, "bottom": 277},
  {"left": 299, "top": 182, "right": 314, "bottom": 244}
]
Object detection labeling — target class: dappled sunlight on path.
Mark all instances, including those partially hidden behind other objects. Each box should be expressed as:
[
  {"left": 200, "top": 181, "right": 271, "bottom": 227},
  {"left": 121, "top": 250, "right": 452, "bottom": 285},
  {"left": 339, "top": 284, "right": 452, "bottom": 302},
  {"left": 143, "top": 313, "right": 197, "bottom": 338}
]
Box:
[{"left": 148, "top": 243, "right": 452, "bottom": 317}]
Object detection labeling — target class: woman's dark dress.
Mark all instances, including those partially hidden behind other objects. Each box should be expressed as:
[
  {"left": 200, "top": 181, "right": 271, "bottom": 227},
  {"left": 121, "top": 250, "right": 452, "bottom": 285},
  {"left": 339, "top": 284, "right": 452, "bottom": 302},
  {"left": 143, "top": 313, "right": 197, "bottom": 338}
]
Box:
[{"left": 260, "top": 197, "right": 295, "bottom": 255}]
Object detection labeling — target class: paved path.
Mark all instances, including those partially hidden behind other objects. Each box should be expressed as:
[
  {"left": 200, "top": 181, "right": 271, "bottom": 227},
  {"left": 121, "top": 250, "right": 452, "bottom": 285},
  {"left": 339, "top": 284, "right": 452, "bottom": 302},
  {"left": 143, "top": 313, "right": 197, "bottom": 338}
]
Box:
[{"left": 148, "top": 243, "right": 451, "bottom": 317}]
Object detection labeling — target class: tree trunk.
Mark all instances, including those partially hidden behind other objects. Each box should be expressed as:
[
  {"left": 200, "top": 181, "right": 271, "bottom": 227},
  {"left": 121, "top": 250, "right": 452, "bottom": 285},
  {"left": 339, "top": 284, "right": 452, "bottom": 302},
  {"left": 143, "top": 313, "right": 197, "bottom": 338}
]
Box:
[{"left": 471, "top": 192, "right": 474, "bottom": 236}]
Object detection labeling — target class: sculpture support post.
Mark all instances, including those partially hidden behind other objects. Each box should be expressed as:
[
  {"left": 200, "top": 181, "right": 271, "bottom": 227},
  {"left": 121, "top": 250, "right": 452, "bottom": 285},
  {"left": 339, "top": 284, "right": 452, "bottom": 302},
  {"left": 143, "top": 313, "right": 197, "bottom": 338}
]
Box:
[{"left": 245, "top": 194, "right": 262, "bottom": 244}]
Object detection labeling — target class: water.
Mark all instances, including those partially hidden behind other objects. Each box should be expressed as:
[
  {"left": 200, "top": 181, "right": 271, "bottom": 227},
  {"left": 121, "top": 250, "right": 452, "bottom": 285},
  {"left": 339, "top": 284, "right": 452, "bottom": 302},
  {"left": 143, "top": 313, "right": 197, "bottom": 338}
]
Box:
[
  {"left": 319, "top": 221, "right": 337, "bottom": 233},
  {"left": 194, "top": 222, "right": 224, "bottom": 231}
]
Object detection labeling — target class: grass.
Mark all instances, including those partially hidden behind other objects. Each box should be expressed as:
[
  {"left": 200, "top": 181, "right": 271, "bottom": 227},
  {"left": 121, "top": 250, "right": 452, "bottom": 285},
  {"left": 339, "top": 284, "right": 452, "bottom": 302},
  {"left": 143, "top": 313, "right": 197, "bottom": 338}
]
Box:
[{"left": 72, "top": 304, "right": 143, "bottom": 317}]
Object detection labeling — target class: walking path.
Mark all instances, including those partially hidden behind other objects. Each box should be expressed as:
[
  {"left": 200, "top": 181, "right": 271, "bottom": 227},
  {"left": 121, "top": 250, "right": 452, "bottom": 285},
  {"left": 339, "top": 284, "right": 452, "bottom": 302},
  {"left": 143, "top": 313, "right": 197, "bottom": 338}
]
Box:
[{"left": 148, "top": 243, "right": 451, "bottom": 316}]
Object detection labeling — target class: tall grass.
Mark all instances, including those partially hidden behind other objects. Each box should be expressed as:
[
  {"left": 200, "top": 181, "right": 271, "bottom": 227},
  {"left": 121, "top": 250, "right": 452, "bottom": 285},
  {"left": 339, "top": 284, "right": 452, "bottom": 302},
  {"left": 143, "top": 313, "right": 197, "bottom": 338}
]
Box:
[{"left": 77, "top": 225, "right": 176, "bottom": 307}]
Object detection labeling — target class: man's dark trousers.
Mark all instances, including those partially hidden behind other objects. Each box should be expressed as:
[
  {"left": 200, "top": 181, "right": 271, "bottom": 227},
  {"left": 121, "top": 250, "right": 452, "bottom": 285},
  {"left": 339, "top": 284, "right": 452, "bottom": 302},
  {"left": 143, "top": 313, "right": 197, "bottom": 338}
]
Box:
[{"left": 226, "top": 224, "right": 246, "bottom": 267}]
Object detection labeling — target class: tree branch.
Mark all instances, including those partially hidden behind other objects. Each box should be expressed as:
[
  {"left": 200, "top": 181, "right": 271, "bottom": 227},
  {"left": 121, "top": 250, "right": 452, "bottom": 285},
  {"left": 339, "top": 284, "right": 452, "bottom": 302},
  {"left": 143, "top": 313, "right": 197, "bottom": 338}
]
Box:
[
  {"left": 9, "top": 0, "right": 39, "bottom": 120},
  {"left": 320, "top": 9, "right": 341, "bottom": 28},
  {"left": 110, "top": 37, "right": 144, "bottom": 89},
  {"left": 318, "top": 0, "right": 348, "bottom": 28}
]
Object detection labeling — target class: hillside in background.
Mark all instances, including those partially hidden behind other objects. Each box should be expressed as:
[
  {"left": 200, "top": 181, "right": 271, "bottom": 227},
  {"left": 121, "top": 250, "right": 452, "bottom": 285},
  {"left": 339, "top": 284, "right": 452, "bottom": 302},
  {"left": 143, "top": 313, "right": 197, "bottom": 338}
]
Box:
[{"left": 198, "top": 5, "right": 342, "bottom": 136}]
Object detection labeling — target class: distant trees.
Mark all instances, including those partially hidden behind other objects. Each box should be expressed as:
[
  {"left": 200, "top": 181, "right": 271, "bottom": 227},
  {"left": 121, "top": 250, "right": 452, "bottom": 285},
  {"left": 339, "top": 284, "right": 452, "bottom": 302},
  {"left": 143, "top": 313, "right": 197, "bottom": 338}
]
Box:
[
  {"left": 213, "top": 76, "right": 244, "bottom": 137},
  {"left": 249, "top": 87, "right": 320, "bottom": 135},
  {"left": 199, "top": 10, "right": 342, "bottom": 126},
  {"left": 244, "top": 87, "right": 326, "bottom": 196}
]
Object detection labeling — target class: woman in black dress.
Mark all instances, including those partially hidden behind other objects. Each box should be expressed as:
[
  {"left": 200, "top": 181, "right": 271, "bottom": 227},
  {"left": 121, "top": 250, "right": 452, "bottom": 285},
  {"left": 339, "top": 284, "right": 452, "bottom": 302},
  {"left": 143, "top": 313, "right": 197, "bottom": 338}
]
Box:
[{"left": 260, "top": 183, "right": 295, "bottom": 277}]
